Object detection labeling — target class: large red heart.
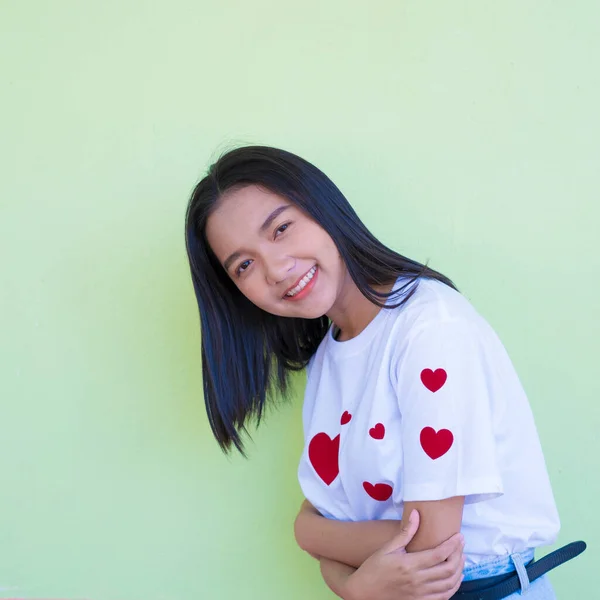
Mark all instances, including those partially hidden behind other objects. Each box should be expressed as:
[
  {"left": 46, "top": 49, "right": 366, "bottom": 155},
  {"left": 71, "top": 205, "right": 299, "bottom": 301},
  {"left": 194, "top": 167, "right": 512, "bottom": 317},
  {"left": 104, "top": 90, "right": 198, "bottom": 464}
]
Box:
[
  {"left": 420, "top": 427, "right": 454, "bottom": 459},
  {"left": 369, "top": 423, "right": 385, "bottom": 440},
  {"left": 308, "top": 432, "right": 340, "bottom": 485},
  {"left": 363, "top": 481, "right": 393, "bottom": 501},
  {"left": 420, "top": 368, "right": 447, "bottom": 392}
]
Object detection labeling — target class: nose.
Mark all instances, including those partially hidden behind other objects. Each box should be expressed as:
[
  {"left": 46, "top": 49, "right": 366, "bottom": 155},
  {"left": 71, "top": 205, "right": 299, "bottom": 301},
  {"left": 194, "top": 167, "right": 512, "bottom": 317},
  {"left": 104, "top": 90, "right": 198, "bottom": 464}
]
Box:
[{"left": 264, "top": 253, "right": 295, "bottom": 286}]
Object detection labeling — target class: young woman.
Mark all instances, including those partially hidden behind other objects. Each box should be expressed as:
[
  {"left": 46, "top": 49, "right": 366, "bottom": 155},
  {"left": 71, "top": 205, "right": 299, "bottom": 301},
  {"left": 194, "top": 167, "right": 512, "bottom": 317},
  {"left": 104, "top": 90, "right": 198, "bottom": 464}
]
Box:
[{"left": 184, "top": 145, "right": 584, "bottom": 600}]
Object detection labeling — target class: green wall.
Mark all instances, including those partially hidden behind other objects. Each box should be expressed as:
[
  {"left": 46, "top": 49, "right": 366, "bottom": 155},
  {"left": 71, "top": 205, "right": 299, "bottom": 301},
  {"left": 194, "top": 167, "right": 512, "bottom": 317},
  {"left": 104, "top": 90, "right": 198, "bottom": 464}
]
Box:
[{"left": 1, "top": 1, "right": 597, "bottom": 598}]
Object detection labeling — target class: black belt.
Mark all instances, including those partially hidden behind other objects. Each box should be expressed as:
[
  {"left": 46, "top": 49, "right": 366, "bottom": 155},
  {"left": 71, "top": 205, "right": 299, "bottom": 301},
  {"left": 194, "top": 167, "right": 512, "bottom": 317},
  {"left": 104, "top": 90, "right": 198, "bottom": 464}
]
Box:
[{"left": 452, "top": 541, "right": 586, "bottom": 600}]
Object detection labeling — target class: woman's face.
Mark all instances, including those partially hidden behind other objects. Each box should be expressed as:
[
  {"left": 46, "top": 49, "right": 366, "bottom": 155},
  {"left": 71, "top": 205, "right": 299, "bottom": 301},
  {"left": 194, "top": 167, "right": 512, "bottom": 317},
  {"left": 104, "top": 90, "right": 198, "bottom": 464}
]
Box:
[{"left": 205, "top": 184, "right": 348, "bottom": 319}]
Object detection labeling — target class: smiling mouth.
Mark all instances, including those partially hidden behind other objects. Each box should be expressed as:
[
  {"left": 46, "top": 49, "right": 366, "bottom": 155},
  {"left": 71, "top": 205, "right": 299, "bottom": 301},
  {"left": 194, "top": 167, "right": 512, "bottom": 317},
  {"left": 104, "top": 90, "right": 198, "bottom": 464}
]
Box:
[{"left": 283, "top": 266, "right": 317, "bottom": 297}]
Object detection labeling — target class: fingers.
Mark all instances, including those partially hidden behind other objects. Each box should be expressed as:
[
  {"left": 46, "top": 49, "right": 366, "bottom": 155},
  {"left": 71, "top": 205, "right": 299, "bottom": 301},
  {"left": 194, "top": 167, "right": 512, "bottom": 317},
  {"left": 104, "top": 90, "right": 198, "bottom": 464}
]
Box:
[
  {"left": 415, "top": 549, "right": 464, "bottom": 600},
  {"left": 381, "top": 509, "right": 420, "bottom": 555},
  {"left": 415, "top": 532, "right": 463, "bottom": 569},
  {"left": 423, "top": 540, "right": 464, "bottom": 580},
  {"left": 446, "top": 569, "right": 464, "bottom": 598},
  {"left": 425, "top": 558, "right": 464, "bottom": 596},
  {"left": 429, "top": 567, "right": 464, "bottom": 600},
  {"left": 405, "top": 558, "right": 463, "bottom": 600}
]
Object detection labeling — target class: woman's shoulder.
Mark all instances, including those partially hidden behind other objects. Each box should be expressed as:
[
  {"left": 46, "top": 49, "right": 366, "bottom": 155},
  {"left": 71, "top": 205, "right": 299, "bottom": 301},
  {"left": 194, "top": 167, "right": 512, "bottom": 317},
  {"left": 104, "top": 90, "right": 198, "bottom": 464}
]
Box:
[
  {"left": 384, "top": 276, "right": 510, "bottom": 363},
  {"left": 393, "top": 276, "right": 482, "bottom": 330},
  {"left": 389, "top": 277, "right": 513, "bottom": 377}
]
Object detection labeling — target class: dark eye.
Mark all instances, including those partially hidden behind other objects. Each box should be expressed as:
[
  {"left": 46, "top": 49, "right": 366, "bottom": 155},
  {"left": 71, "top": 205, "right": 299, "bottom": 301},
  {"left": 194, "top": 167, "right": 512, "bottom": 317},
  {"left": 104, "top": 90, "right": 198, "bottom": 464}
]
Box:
[
  {"left": 236, "top": 259, "right": 252, "bottom": 276},
  {"left": 275, "top": 222, "right": 291, "bottom": 238}
]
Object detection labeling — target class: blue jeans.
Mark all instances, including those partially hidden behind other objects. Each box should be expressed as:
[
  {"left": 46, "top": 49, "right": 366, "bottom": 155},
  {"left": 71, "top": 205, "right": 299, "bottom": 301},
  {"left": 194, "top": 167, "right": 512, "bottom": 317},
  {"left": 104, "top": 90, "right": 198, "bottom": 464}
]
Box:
[{"left": 462, "top": 550, "right": 555, "bottom": 598}]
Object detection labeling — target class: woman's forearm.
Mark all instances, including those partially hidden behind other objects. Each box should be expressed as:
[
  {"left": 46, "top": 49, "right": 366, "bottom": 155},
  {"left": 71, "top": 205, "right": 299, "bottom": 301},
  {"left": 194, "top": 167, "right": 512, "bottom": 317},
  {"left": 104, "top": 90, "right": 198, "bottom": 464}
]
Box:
[
  {"left": 295, "top": 507, "right": 402, "bottom": 568},
  {"left": 319, "top": 557, "right": 356, "bottom": 598}
]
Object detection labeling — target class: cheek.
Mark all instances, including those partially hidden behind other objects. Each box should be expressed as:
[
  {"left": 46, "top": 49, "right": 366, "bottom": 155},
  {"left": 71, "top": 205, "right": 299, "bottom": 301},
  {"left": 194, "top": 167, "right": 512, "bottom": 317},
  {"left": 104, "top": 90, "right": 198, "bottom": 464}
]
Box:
[
  {"left": 319, "top": 238, "right": 343, "bottom": 269},
  {"left": 316, "top": 229, "right": 340, "bottom": 256},
  {"left": 237, "top": 278, "right": 273, "bottom": 309}
]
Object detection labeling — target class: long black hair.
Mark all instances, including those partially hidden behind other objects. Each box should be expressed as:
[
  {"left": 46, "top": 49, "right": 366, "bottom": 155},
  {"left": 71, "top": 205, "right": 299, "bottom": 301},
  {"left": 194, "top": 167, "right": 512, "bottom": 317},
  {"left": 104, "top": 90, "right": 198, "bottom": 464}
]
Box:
[{"left": 185, "top": 145, "right": 456, "bottom": 454}]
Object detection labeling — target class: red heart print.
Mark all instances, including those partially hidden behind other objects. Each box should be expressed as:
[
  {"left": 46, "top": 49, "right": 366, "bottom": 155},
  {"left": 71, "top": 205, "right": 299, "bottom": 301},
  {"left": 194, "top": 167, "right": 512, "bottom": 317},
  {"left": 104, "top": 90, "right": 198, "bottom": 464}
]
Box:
[
  {"left": 420, "top": 427, "right": 454, "bottom": 459},
  {"left": 420, "top": 368, "right": 447, "bottom": 392},
  {"left": 341, "top": 411, "right": 352, "bottom": 425},
  {"left": 369, "top": 423, "right": 385, "bottom": 440},
  {"left": 308, "top": 432, "right": 340, "bottom": 485},
  {"left": 363, "top": 482, "right": 393, "bottom": 501}
]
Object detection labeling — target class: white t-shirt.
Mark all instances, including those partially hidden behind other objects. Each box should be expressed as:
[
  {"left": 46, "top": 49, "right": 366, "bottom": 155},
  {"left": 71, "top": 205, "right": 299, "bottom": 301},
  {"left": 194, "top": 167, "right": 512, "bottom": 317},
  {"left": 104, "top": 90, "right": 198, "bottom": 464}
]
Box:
[{"left": 297, "top": 276, "right": 560, "bottom": 566}]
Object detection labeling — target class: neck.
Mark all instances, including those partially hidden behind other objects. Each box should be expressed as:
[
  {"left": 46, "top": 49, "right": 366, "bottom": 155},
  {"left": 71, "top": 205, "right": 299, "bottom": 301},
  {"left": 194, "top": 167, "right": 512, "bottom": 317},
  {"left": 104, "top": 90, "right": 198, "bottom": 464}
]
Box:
[{"left": 327, "top": 274, "right": 396, "bottom": 342}]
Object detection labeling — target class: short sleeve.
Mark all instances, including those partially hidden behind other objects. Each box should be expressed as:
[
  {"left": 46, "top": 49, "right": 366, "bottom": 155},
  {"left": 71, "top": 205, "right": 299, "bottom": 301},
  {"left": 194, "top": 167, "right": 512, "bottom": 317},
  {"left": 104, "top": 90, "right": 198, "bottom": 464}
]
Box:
[{"left": 394, "top": 318, "right": 504, "bottom": 504}]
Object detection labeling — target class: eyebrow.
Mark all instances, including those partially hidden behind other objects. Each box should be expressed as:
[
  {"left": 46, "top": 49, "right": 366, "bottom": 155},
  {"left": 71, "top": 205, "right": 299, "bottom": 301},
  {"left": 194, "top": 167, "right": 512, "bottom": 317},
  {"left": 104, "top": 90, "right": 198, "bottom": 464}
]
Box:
[{"left": 222, "top": 204, "right": 291, "bottom": 273}]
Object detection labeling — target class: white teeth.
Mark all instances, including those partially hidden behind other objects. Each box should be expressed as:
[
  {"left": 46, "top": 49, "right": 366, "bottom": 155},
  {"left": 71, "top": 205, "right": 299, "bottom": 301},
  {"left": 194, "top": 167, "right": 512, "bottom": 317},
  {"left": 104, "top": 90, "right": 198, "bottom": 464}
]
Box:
[{"left": 285, "top": 266, "right": 317, "bottom": 297}]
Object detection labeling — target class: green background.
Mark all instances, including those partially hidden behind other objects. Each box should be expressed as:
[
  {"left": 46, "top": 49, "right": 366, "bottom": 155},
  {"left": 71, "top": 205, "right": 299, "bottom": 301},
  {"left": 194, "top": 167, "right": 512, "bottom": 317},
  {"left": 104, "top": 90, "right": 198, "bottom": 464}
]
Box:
[{"left": 1, "top": 1, "right": 597, "bottom": 598}]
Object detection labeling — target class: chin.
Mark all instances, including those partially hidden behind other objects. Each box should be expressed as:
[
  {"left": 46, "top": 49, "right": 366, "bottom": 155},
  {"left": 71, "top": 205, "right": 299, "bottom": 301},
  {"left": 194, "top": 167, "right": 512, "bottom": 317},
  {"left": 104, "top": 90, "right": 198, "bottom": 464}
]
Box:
[
  {"left": 296, "top": 308, "right": 328, "bottom": 320},
  {"left": 290, "top": 300, "right": 333, "bottom": 320}
]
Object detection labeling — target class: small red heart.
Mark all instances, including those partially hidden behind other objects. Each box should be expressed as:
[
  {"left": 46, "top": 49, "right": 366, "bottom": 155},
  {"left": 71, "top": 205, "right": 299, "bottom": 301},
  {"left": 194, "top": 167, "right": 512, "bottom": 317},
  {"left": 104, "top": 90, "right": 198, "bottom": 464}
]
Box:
[
  {"left": 420, "top": 427, "right": 454, "bottom": 459},
  {"left": 341, "top": 411, "right": 352, "bottom": 425},
  {"left": 369, "top": 423, "right": 385, "bottom": 440},
  {"left": 308, "top": 433, "right": 340, "bottom": 485},
  {"left": 363, "top": 481, "right": 393, "bottom": 501},
  {"left": 420, "top": 368, "right": 447, "bottom": 392}
]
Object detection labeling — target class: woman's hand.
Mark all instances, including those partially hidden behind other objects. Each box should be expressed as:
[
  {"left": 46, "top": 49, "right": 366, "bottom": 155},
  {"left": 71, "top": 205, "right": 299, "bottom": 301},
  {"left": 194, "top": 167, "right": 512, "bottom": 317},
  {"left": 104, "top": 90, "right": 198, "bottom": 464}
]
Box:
[{"left": 343, "top": 510, "right": 464, "bottom": 600}]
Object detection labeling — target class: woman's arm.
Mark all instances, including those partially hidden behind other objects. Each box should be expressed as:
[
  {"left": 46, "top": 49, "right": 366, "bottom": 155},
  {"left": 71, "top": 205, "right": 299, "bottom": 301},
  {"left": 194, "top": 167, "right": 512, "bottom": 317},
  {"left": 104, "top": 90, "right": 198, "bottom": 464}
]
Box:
[
  {"left": 315, "top": 510, "right": 465, "bottom": 600},
  {"left": 402, "top": 497, "right": 465, "bottom": 552},
  {"left": 294, "top": 497, "right": 464, "bottom": 567},
  {"left": 319, "top": 557, "right": 356, "bottom": 598},
  {"left": 294, "top": 500, "right": 404, "bottom": 568}
]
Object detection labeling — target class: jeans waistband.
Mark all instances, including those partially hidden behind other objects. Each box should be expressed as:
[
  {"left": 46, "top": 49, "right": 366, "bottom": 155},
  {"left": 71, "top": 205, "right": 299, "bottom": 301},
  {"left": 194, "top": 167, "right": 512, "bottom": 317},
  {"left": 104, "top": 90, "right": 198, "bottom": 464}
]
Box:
[
  {"left": 462, "top": 549, "right": 535, "bottom": 582},
  {"left": 454, "top": 541, "right": 586, "bottom": 599}
]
